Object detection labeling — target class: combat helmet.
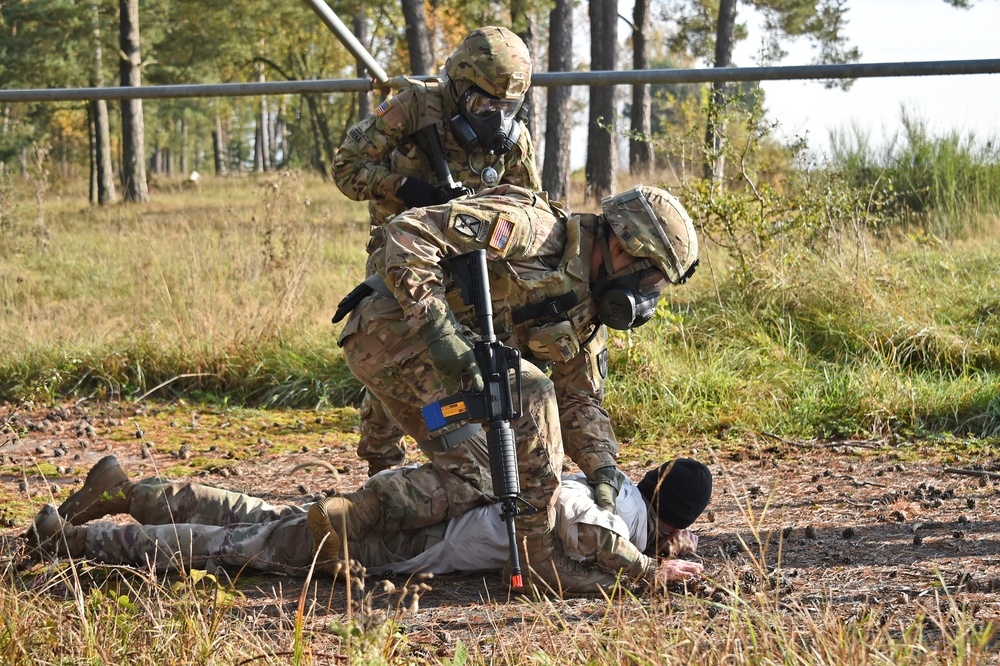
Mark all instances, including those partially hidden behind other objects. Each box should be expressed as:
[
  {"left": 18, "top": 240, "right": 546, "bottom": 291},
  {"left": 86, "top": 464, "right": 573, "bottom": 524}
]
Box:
[
  {"left": 444, "top": 27, "right": 532, "bottom": 156},
  {"left": 444, "top": 26, "right": 532, "bottom": 101},
  {"left": 601, "top": 185, "right": 700, "bottom": 285}
]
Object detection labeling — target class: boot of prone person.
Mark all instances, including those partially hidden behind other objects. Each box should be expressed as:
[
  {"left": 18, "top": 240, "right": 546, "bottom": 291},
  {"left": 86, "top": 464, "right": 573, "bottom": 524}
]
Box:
[
  {"left": 58, "top": 455, "right": 135, "bottom": 524},
  {"left": 307, "top": 488, "right": 381, "bottom": 575},
  {"left": 23, "top": 504, "right": 87, "bottom": 561},
  {"left": 508, "top": 530, "right": 622, "bottom": 598}
]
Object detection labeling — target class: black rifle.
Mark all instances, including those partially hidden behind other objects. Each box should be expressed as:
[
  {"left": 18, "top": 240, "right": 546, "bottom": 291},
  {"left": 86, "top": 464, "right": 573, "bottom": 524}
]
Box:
[
  {"left": 421, "top": 249, "right": 535, "bottom": 589},
  {"left": 410, "top": 125, "right": 474, "bottom": 202}
]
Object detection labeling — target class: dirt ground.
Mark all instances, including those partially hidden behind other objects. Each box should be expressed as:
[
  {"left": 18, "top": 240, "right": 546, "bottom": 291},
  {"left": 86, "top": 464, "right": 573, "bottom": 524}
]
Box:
[{"left": 3, "top": 400, "right": 1000, "bottom": 656}]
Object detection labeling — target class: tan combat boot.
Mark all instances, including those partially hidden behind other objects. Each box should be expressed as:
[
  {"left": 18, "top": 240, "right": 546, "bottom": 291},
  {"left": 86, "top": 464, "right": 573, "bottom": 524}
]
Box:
[
  {"left": 306, "top": 489, "right": 381, "bottom": 575},
  {"left": 24, "top": 504, "right": 87, "bottom": 560},
  {"left": 510, "top": 532, "right": 622, "bottom": 598},
  {"left": 58, "top": 455, "right": 134, "bottom": 524}
]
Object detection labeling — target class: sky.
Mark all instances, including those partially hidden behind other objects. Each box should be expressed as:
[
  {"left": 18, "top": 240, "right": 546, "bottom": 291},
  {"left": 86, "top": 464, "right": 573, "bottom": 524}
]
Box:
[
  {"left": 568, "top": 0, "right": 1000, "bottom": 169},
  {"left": 732, "top": 0, "right": 1000, "bottom": 157}
]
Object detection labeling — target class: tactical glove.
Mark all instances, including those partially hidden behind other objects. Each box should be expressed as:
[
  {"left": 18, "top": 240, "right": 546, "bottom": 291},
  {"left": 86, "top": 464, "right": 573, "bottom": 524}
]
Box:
[
  {"left": 418, "top": 312, "right": 484, "bottom": 392},
  {"left": 396, "top": 177, "right": 443, "bottom": 209},
  {"left": 589, "top": 465, "right": 626, "bottom": 513}
]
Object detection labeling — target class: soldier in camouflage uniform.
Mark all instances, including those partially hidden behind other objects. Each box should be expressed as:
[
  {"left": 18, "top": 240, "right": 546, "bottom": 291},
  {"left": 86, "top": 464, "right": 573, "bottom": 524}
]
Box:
[
  {"left": 25, "top": 455, "right": 711, "bottom": 596},
  {"left": 317, "top": 183, "right": 700, "bottom": 593},
  {"left": 333, "top": 26, "right": 541, "bottom": 477}
]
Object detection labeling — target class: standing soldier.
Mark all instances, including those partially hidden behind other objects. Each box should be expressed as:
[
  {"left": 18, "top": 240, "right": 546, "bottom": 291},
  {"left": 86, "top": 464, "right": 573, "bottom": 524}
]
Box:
[
  {"left": 333, "top": 26, "right": 542, "bottom": 477},
  {"left": 319, "top": 183, "right": 699, "bottom": 592}
]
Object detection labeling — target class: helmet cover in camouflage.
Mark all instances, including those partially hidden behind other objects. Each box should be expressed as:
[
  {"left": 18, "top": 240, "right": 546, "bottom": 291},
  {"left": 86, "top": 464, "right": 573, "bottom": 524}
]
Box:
[
  {"left": 601, "top": 185, "right": 699, "bottom": 284},
  {"left": 444, "top": 26, "right": 532, "bottom": 100}
]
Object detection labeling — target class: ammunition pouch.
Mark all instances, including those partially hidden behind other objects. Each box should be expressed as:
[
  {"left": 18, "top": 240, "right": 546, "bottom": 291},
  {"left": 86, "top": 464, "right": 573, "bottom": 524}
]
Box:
[{"left": 526, "top": 321, "right": 580, "bottom": 362}]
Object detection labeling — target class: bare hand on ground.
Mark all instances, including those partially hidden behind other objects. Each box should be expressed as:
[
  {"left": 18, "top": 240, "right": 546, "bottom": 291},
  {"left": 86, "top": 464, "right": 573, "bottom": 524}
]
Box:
[{"left": 656, "top": 558, "right": 703, "bottom": 583}]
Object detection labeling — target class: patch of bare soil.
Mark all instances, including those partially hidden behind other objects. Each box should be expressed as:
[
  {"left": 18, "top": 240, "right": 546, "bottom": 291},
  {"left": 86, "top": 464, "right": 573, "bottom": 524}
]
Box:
[{"left": 3, "top": 401, "right": 1000, "bottom": 657}]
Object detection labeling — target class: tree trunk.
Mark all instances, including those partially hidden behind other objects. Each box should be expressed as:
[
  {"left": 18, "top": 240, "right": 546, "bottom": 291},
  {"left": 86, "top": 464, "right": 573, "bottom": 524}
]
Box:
[
  {"left": 91, "top": 1, "right": 117, "bottom": 205},
  {"left": 150, "top": 137, "right": 161, "bottom": 175},
  {"left": 269, "top": 104, "right": 279, "bottom": 168},
  {"left": 630, "top": 0, "right": 653, "bottom": 176},
  {"left": 511, "top": 1, "right": 542, "bottom": 141},
  {"left": 354, "top": 9, "right": 372, "bottom": 118},
  {"left": 542, "top": 0, "right": 573, "bottom": 204},
  {"left": 304, "top": 94, "right": 335, "bottom": 178},
  {"left": 586, "top": 0, "right": 618, "bottom": 201},
  {"left": 704, "top": 0, "right": 737, "bottom": 184},
  {"left": 119, "top": 0, "right": 148, "bottom": 202},
  {"left": 400, "top": 0, "right": 434, "bottom": 75},
  {"left": 213, "top": 113, "right": 228, "bottom": 176},
  {"left": 93, "top": 99, "right": 116, "bottom": 203},
  {"left": 88, "top": 105, "right": 98, "bottom": 205},
  {"left": 255, "top": 68, "right": 271, "bottom": 173},
  {"left": 180, "top": 116, "right": 188, "bottom": 175},
  {"left": 274, "top": 97, "right": 289, "bottom": 168},
  {"left": 254, "top": 122, "right": 264, "bottom": 173}
]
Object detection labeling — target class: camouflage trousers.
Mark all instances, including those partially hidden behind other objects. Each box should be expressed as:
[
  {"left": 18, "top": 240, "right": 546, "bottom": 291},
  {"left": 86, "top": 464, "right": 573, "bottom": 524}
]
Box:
[
  {"left": 84, "top": 480, "right": 437, "bottom": 575},
  {"left": 357, "top": 390, "right": 407, "bottom": 471},
  {"left": 342, "top": 292, "right": 564, "bottom": 537}
]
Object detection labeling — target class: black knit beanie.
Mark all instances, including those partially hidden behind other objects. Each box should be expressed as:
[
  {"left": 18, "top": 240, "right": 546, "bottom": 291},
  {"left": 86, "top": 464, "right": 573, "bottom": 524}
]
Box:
[{"left": 636, "top": 458, "right": 712, "bottom": 529}]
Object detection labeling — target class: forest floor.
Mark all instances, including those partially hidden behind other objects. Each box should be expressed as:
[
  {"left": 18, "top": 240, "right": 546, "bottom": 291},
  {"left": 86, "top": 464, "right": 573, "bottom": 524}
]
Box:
[{"left": 2, "top": 400, "right": 999, "bottom": 660}]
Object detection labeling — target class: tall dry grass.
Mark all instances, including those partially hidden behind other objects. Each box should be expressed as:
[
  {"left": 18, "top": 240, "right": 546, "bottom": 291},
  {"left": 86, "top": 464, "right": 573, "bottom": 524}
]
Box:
[
  {"left": 2, "top": 519, "right": 993, "bottom": 665},
  {"left": 1, "top": 171, "right": 369, "bottom": 405}
]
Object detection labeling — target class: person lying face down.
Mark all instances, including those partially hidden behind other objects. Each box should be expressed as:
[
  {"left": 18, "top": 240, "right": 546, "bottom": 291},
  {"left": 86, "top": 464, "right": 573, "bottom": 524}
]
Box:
[{"left": 25, "top": 456, "right": 711, "bottom": 596}]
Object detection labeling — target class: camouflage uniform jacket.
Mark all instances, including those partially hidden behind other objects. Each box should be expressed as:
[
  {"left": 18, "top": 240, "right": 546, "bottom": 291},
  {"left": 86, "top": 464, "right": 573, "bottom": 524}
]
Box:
[
  {"left": 368, "top": 183, "right": 618, "bottom": 476},
  {"left": 333, "top": 78, "right": 541, "bottom": 235}
]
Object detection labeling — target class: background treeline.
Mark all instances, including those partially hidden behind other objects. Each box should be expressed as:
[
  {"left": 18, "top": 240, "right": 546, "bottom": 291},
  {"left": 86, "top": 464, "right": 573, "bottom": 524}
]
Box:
[{"left": 1, "top": 0, "right": 877, "bottom": 205}]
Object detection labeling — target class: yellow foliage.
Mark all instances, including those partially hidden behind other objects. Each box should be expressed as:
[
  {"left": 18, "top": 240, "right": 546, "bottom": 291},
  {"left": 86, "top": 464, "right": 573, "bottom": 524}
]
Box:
[{"left": 50, "top": 108, "right": 88, "bottom": 142}]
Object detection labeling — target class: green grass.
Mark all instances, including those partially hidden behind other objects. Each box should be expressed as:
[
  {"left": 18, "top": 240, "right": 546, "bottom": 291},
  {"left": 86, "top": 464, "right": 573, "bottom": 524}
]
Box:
[
  {"left": 0, "top": 171, "right": 369, "bottom": 407},
  {"left": 830, "top": 111, "right": 1000, "bottom": 239},
  {"left": 606, "top": 229, "right": 1000, "bottom": 444},
  {"left": 2, "top": 165, "right": 999, "bottom": 446}
]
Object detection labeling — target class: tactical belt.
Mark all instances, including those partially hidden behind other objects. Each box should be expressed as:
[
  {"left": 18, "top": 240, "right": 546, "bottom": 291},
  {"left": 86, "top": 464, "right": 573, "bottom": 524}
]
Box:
[{"left": 511, "top": 291, "right": 579, "bottom": 325}]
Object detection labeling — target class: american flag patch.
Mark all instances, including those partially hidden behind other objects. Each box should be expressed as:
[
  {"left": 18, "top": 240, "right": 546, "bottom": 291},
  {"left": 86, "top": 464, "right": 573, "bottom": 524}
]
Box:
[
  {"left": 489, "top": 215, "right": 516, "bottom": 254},
  {"left": 375, "top": 100, "right": 391, "bottom": 116}
]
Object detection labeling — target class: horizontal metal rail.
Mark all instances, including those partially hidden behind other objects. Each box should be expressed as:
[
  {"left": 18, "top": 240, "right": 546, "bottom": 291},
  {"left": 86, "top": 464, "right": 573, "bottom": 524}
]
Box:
[{"left": 1, "top": 58, "right": 999, "bottom": 103}]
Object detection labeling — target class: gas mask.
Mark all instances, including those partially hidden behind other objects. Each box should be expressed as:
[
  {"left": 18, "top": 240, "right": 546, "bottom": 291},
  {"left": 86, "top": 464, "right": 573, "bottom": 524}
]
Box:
[
  {"left": 450, "top": 87, "right": 523, "bottom": 156},
  {"left": 593, "top": 264, "right": 665, "bottom": 330}
]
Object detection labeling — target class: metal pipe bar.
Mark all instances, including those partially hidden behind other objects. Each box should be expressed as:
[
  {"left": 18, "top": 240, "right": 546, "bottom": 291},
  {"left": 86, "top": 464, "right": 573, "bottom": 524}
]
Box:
[
  {"left": 300, "top": 0, "right": 388, "bottom": 84},
  {"left": 1, "top": 58, "right": 998, "bottom": 103},
  {"left": 533, "top": 58, "right": 1000, "bottom": 86},
  {"left": 0, "top": 79, "right": 372, "bottom": 103}
]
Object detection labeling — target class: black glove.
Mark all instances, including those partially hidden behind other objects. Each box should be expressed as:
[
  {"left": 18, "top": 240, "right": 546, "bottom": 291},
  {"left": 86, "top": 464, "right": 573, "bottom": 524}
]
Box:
[
  {"left": 589, "top": 466, "right": 626, "bottom": 513},
  {"left": 396, "top": 177, "right": 443, "bottom": 209}
]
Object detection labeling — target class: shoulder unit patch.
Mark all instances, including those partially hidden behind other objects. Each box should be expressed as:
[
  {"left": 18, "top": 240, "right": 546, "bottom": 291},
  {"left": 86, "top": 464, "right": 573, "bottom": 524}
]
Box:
[{"left": 454, "top": 214, "right": 484, "bottom": 240}]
